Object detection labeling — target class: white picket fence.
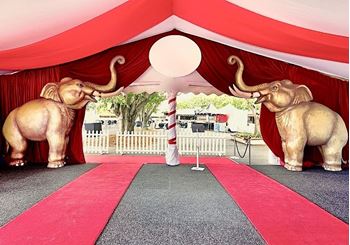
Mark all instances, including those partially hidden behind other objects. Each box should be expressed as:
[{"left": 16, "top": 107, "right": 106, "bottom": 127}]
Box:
[
  {"left": 82, "top": 130, "right": 109, "bottom": 154},
  {"left": 83, "top": 129, "right": 226, "bottom": 156}
]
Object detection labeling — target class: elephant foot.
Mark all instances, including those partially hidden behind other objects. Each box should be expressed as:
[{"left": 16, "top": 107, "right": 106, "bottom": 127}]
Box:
[
  {"left": 9, "top": 159, "right": 26, "bottom": 167},
  {"left": 284, "top": 163, "right": 302, "bottom": 172},
  {"left": 323, "top": 163, "right": 342, "bottom": 172},
  {"left": 47, "top": 161, "right": 65, "bottom": 169}
]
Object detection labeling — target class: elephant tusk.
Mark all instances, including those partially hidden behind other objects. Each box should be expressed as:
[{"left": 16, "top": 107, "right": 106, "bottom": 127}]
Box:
[
  {"left": 229, "top": 84, "right": 260, "bottom": 99},
  {"left": 229, "top": 86, "right": 249, "bottom": 98},
  {"left": 85, "top": 94, "right": 97, "bottom": 103},
  {"left": 255, "top": 95, "right": 267, "bottom": 104},
  {"left": 93, "top": 86, "right": 124, "bottom": 98},
  {"left": 251, "top": 91, "right": 260, "bottom": 98}
]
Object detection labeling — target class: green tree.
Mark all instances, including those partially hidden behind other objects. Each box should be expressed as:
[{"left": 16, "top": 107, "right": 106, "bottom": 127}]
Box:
[
  {"left": 138, "top": 93, "right": 166, "bottom": 128},
  {"left": 177, "top": 94, "right": 254, "bottom": 110},
  {"left": 97, "top": 92, "right": 165, "bottom": 132}
]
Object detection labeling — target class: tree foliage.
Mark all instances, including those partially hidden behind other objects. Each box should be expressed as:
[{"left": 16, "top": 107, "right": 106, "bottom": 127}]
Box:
[
  {"left": 177, "top": 94, "right": 257, "bottom": 110},
  {"left": 96, "top": 92, "right": 165, "bottom": 132}
]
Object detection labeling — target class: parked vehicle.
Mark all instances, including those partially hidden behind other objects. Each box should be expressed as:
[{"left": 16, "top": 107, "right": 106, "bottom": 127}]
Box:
[
  {"left": 99, "top": 118, "right": 117, "bottom": 125},
  {"left": 135, "top": 121, "right": 142, "bottom": 127},
  {"left": 178, "top": 121, "right": 188, "bottom": 128}
]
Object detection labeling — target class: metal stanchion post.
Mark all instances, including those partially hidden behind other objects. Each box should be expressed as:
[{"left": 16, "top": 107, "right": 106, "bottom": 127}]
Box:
[
  {"left": 231, "top": 135, "right": 239, "bottom": 160},
  {"left": 191, "top": 126, "right": 204, "bottom": 171},
  {"left": 248, "top": 137, "right": 251, "bottom": 165}
]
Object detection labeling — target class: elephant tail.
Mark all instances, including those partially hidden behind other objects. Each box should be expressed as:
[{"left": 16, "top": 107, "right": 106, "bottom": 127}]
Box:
[
  {"left": 5, "top": 141, "right": 9, "bottom": 154},
  {"left": 341, "top": 158, "right": 348, "bottom": 165}
]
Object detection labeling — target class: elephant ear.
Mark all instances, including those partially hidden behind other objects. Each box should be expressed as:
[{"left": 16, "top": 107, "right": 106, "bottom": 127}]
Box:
[
  {"left": 40, "top": 83, "right": 62, "bottom": 102},
  {"left": 293, "top": 85, "right": 313, "bottom": 104}
]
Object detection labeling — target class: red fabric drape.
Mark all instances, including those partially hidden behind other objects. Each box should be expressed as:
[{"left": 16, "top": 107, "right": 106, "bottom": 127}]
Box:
[
  {"left": 0, "top": 0, "right": 347, "bottom": 70},
  {"left": 0, "top": 67, "right": 58, "bottom": 163},
  {"left": 174, "top": 0, "right": 348, "bottom": 63},
  {"left": 0, "top": 30, "right": 348, "bottom": 167},
  {"left": 0, "top": 0, "right": 172, "bottom": 70}
]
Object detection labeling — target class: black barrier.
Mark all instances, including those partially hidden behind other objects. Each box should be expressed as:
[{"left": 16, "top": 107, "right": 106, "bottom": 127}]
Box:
[
  {"left": 191, "top": 123, "right": 205, "bottom": 171},
  {"left": 191, "top": 123, "right": 205, "bottom": 133},
  {"left": 84, "top": 123, "right": 102, "bottom": 132}
]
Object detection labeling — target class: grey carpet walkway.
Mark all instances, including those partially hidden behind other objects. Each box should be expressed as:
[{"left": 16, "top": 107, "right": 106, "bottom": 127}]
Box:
[
  {"left": 0, "top": 163, "right": 97, "bottom": 226},
  {"left": 97, "top": 164, "right": 264, "bottom": 245},
  {"left": 251, "top": 165, "right": 349, "bottom": 223}
]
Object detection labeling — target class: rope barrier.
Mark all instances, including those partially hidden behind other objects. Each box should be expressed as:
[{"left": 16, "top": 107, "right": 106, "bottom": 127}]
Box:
[
  {"left": 233, "top": 137, "right": 251, "bottom": 158},
  {"left": 232, "top": 136, "right": 252, "bottom": 164}
]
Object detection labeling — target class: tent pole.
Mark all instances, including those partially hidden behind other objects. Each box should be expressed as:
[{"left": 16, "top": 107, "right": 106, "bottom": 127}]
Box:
[{"left": 165, "top": 90, "right": 180, "bottom": 166}]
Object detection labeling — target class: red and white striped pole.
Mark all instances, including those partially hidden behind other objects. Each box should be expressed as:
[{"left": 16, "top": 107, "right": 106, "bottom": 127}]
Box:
[{"left": 165, "top": 90, "right": 180, "bottom": 166}]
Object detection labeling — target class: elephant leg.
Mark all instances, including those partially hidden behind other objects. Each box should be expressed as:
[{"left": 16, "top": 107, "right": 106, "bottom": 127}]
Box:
[
  {"left": 282, "top": 141, "right": 290, "bottom": 165},
  {"left": 9, "top": 139, "right": 27, "bottom": 167},
  {"left": 63, "top": 136, "right": 69, "bottom": 163},
  {"left": 284, "top": 139, "right": 305, "bottom": 171},
  {"left": 3, "top": 112, "right": 27, "bottom": 166},
  {"left": 321, "top": 125, "right": 347, "bottom": 171},
  {"left": 47, "top": 134, "right": 67, "bottom": 168},
  {"left": 321, "top": 143, "right": 342, "bottom": 171}
]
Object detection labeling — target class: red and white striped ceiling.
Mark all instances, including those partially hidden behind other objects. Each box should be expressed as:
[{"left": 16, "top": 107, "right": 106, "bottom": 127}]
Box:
[{"left": 0, "top": 0, "right": 348, "bottom": 78}]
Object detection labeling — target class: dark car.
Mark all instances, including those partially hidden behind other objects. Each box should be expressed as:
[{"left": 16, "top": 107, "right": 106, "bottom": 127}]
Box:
[
  {"left": 178, "top": 121, "right": 188, "bottom": 128},
  {"left": 135, "top": 121, "right": 142, "bottom": 127}
]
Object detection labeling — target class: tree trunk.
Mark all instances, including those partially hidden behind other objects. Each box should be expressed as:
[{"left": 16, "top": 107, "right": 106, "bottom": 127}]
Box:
[
  {"left": 126, "top": 119, "right": 134, "bottom": 132},
  {"left": 142, "top": 104, "right": 157, "bottom": 128},
  {"left": 251, "top": 105, "right": 261, "bottom": 137},
  {"left": 121, "top": 109, "right": 128, "bottom": 132},
  {"left": 246, "top": 100, "right": 261, "bottom": 137}
]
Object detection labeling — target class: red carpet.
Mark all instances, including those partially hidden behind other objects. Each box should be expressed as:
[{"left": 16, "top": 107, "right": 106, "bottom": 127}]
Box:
[
  {"left": 85, "top": 154, "right": 166, "bottom": 165},
  {"left": 206, "top": 163, "right": 349, "bottom": 245},
  {"left": 0, "top": 163, "right": 142, "bottom": 244},
  {"left": 85, "top": 154, "right": 234, "bottom": 165},
  {"left": 1, "top": 155, "right": 348, "bottom": 244}
]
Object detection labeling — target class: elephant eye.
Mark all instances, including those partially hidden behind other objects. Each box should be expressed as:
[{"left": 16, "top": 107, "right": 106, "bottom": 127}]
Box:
[
  {"left": 77, "top": 83, "right": 83, "bottom": 88},
  {"left": 272, "top": 85, "right": 279, "bottom": 91}
]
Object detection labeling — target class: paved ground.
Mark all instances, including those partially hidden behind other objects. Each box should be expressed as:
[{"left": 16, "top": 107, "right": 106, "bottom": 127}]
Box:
[
  {"left": 97, "top": 164, "right": 264, "bottom": 245},
  {"left": 0, "top": 163, "right": 97, "bottom": 226}
]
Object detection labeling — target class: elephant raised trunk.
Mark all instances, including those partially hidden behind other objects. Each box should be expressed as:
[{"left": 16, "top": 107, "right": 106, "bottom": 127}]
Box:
[
  {"left": 85, "top": 55, "right": 125, "bottom": 92},
  {"left": 227, "top": 55, "right": 269, "bottom": 92}
]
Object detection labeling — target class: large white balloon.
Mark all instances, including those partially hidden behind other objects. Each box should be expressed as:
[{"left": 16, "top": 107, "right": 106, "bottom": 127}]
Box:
[{"left": 149, "top": 35, "right": 202, "bottom": 78}]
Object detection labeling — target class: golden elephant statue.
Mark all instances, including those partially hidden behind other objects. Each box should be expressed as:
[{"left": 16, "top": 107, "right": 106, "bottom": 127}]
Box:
[
  {"left": 228, "top": 55, "right": 348, "bottom": 172},
  {"left": 2, "top": 55, "right": 125, "bottom": 168}
]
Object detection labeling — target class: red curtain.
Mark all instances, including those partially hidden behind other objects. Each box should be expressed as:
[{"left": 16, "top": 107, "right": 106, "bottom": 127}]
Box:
[
  {"left": 0, "top": 67, "right": 59, "bottom": 163},
  {"left": 0, "top": 30, "right": 348, "bottom": 167}
]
